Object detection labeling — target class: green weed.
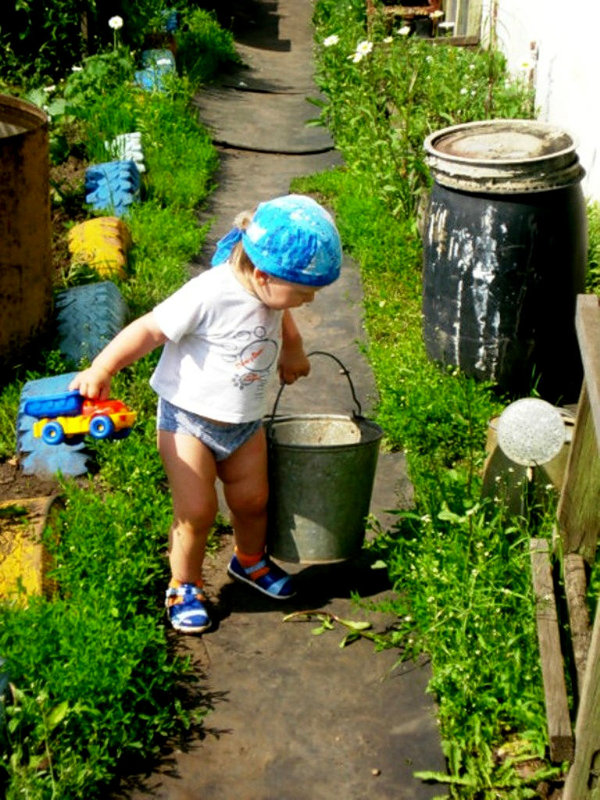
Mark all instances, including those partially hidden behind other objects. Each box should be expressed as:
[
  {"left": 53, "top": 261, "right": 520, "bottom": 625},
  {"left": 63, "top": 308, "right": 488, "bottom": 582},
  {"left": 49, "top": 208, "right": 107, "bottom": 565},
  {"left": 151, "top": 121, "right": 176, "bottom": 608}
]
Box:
[
  {"left": 175, "top": 7, "right": 241, "bottom": 85},
  {"left": 311, "top": 1, "right": 534, "bottom": 219},
  {"left": 587, "top": 201, "right": 600, "bottom": 292},
  {"left": 0, "top": 3, "right": 224, "bottom": 797},
  {"left": 301, "top": 2, "right": 564, "bottom": 796}
]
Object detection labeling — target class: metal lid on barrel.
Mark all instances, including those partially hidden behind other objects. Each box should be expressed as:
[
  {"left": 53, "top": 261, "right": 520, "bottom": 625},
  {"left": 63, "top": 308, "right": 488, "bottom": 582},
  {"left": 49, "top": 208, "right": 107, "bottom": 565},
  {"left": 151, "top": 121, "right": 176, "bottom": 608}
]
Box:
[{"left": 424, "top": 119, "right": 585, "bottom": 194}]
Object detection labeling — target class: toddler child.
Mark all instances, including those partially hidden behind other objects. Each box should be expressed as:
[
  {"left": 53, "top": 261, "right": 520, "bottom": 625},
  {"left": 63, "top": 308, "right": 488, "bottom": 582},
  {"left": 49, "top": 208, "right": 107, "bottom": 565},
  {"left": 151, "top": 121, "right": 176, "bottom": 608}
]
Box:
[{"left": 70, "top": 194, "right": 342, "bottom": 634}]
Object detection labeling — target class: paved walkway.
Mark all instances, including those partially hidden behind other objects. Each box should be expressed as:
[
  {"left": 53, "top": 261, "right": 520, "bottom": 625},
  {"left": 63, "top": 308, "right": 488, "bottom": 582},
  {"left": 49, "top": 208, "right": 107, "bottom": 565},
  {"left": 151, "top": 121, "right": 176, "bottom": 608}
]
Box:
[{"left": 117, "top": 2, "right": 445, "bottom": 797}]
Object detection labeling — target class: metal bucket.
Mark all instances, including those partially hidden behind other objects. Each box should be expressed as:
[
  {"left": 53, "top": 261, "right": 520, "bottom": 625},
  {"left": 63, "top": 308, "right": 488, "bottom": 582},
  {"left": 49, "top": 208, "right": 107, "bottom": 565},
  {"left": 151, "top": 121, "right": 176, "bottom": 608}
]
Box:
[
  {"left": 422, "top": 119, "right": 587, "bottom": 403},
  {"left": 266, "top": 352, "right": 383, "bottom": 564}
]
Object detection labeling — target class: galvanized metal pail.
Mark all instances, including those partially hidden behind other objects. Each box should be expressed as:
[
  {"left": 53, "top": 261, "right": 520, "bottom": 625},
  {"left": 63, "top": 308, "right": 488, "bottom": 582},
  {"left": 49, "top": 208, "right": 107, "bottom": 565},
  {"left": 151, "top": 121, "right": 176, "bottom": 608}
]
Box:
[{"left": 266, "top": 352, "right": 383, "bottom": 564}]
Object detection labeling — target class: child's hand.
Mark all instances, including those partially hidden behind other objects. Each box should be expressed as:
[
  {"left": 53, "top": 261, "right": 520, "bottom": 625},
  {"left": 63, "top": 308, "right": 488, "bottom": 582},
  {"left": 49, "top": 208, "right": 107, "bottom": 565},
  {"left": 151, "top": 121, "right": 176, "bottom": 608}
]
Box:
[
  {"left": 278, "top": 349, "right": 310, "bottom": 384},
  {"left": 68, "top": 365, "right": 112, "bottom": 400}
]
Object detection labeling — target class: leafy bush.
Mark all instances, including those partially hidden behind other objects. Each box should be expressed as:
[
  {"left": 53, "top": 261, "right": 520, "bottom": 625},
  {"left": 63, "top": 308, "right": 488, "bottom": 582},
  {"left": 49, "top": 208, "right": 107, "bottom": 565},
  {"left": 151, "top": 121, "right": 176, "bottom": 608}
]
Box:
[
  {"left": 0, "top": 0, "right": 168, "bottom": 87},
  {"left": 0, "top": 0, "right": 85, "bottom": 86},
  {"left": 587, "top": 202, "right": 600, "bottom": 293},
  {"left": 176, "top": 7, "right": 241, "bottom": 85},
  {"left": 311, "top": 0, "right": 534, "bottom": 219}
]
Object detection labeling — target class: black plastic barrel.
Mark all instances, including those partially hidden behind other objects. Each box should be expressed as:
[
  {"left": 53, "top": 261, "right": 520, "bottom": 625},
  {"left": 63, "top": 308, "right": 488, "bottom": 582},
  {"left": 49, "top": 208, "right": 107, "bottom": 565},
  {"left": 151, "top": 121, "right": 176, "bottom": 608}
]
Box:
[{"left": 422, "top": 119, "right": 587, "bottom": 403}]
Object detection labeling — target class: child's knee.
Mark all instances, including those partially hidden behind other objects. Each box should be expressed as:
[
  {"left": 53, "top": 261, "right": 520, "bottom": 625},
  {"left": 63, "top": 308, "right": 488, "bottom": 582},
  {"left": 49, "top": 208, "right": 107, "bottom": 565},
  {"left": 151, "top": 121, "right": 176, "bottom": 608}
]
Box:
[
  {"left": 228, "top": 485, "right": 268, "bottom": 518},
  {"left": 174, "top": 501, "right": 218, "bottom": 534}
]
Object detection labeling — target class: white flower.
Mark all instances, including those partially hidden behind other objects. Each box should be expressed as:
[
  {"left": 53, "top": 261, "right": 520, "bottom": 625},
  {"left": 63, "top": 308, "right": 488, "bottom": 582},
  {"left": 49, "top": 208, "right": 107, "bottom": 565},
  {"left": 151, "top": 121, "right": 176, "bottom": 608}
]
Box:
[
  {"left": 349, "top": 39, "right": 373, "bottom": 63},
  {"left": 398, "top": 25, "right": 411, "bottom": 36},
  {"left": 323, "top": 34, "right": 339, "bottom": 47},
  {"left": 43, "top": 85, "right": 56, "bottom": 93},
  {"left": 108, "top": 16, "right": 123, "bottom": 30},
  {"left": 383, "top": 36, "right": 393, "bottom": 44},
  {"left": 460, "top": 87, "right": 468, "bottom": 95},
  {"left": 71, "top": 65, "right": 83, "bottom": 72}
]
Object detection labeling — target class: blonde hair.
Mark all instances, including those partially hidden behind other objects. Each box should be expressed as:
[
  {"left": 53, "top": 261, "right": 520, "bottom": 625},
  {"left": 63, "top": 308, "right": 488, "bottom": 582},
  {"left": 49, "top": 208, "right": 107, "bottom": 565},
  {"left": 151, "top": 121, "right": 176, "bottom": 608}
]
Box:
[{"left": 229, "top": 208, "right": 256, "bottom": 275}]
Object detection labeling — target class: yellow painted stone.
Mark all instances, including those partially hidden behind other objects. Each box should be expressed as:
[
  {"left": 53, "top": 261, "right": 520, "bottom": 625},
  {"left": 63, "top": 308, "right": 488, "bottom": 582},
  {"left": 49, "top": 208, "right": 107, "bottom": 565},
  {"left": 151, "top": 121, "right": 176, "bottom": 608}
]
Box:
[
  {"left": 0, "top": 496, "right": 57, "bottom": 603},
  {"left": 67, "top": 216, "right": 132, "bottom": 279}
]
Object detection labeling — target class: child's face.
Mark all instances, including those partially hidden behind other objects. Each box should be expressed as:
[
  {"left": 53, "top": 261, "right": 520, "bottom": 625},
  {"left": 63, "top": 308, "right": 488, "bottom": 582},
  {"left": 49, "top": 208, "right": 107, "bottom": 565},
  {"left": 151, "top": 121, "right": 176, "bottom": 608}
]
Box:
[{"left": 252, "top": 271, "right": 319, "bottom": 309}]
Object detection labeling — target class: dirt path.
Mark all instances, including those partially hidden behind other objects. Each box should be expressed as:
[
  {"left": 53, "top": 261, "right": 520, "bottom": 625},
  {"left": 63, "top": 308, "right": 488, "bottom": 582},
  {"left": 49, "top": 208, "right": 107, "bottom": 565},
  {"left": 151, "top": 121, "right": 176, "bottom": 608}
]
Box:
[{"left": 112, "top": 2, "right": 446, "bottom": 798}]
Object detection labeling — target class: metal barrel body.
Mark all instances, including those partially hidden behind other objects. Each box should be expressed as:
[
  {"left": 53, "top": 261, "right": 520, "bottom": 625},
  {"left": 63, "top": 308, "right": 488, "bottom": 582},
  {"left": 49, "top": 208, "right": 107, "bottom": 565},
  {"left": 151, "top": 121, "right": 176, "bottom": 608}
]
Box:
[{"left": 0, "top": 95, "right": 52, "bottom": 370}]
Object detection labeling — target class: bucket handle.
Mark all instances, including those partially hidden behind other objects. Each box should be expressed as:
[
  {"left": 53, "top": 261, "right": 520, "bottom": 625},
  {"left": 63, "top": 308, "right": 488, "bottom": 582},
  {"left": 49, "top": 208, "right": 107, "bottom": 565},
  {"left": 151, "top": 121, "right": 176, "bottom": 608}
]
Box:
[{"left": 269, "top": 350, "right": 363, "bottom": 424}]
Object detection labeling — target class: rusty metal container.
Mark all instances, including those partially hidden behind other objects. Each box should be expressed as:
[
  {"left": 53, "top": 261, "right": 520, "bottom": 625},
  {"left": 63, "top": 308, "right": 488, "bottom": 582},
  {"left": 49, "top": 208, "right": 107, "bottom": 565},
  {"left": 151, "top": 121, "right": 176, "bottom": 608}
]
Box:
[
  {"left": 0, "top": 95, "right": 52, "bottom": 371},
  {"left": 266, "top": 352, "right": 383, "bottom": 564},
  {"left": 422, "top": 119, "right": 587, "bottom": 403}
]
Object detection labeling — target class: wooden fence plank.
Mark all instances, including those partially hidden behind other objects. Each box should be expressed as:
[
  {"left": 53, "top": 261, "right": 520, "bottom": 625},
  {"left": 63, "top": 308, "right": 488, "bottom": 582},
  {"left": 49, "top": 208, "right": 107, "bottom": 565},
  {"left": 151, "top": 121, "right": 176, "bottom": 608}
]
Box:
[
  {"left": 563, "top": 596, "right": 600, "bottom": 799},
  {"left": 563, "top": 553, "right": 592, "bottom": 697},
  {"left": 557, "top": 384, "right": 600, "bottom": 561},
  {"left": 530, "top": 539, "right": 574, "bottom": 763},
  {"left": 576, "top": 294, "right": 600, "bottom": 448},
  {"left": 561, "top": 294, "right": 600, "bottom": 798}
]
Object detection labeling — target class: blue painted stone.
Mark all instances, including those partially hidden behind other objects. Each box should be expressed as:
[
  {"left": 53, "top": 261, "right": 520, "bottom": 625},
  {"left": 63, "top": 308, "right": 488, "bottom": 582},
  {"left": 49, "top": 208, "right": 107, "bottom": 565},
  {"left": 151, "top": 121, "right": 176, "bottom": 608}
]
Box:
[{"left": 17, "top": 373, "right": 89, "bottom": 478}]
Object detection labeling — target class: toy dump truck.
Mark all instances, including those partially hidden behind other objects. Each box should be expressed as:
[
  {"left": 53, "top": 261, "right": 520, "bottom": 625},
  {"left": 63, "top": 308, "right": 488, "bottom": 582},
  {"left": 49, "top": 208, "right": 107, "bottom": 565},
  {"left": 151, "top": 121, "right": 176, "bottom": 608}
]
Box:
[{"left": 23, "top": 390, "right": 136, "bottom": 445}]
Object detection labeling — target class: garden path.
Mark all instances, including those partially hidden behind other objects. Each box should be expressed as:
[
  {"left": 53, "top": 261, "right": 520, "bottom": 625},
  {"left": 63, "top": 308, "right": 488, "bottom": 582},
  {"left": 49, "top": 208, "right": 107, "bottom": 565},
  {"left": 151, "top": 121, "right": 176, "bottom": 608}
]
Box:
[{"left": 116, "top": 1, "right": 445, "bottom": 797}]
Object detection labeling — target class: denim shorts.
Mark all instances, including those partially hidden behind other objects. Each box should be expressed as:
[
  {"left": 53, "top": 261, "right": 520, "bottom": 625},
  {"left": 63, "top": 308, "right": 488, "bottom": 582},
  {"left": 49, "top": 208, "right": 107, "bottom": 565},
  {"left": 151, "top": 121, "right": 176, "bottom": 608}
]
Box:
[{"left": 157, "top": 397, "right": 262, "bottom": 461}]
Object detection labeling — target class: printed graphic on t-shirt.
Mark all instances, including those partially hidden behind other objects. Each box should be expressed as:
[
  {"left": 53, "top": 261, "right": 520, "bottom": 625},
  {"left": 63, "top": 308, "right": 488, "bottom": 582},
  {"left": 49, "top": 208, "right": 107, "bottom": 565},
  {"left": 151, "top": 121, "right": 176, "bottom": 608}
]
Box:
[{"left": 223, "top": 326, "right": 279, "bottom": 391}]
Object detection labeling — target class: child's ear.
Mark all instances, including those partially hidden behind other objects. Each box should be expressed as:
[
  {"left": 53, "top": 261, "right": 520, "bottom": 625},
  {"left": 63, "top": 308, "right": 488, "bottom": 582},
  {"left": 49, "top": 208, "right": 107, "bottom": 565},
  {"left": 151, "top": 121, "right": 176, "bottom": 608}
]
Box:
[{"left": 254, "top": 269, "right": 270, "bottom": 285}]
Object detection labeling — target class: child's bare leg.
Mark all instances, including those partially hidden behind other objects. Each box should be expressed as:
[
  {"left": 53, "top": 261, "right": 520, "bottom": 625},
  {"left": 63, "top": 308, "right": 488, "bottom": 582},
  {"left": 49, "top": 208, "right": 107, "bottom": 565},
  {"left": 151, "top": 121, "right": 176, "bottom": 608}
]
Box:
[
  {"left": 158, "top": 430, "right": 218, "bottom": 583},
  {"left": 217, "top": 426, "right": 268, "bottom": 555},
  {"left": 219, "top": 427, "right": 295, "bottom": 599}
]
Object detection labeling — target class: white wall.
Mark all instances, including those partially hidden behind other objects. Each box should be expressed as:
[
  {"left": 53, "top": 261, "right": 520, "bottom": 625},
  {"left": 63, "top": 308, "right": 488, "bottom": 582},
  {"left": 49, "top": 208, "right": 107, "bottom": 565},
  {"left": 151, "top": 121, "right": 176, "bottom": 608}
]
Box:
[{"left": 480, "top": 0, "right": 600, "bottom": 203}]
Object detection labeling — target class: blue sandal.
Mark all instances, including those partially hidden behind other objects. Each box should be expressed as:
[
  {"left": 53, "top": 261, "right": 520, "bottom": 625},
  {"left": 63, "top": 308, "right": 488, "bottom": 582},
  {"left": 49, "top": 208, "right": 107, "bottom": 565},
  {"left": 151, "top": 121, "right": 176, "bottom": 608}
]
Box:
[
  {"left": 227, "top": 554, "right": 295, "bottom": 600},
  {"left": 165, "top": 582, "right": 211, "bottom": 634}
]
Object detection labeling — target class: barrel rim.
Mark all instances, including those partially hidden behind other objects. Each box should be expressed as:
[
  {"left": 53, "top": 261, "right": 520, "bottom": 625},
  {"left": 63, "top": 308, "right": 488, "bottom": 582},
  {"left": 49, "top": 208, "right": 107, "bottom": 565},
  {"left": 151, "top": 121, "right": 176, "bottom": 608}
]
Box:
[
  {"left": 0, "top": 93, "right": 49, "bottom": 138},
  {"left": 424, "top": 118, "right": 578, "bottom": 167}
]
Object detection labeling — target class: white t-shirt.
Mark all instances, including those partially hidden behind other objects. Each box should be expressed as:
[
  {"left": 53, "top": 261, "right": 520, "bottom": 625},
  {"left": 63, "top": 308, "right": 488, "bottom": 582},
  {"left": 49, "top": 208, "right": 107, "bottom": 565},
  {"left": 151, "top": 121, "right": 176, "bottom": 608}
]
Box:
[{"left": 149, "top": 262, "right": 282, "bottom": 422}]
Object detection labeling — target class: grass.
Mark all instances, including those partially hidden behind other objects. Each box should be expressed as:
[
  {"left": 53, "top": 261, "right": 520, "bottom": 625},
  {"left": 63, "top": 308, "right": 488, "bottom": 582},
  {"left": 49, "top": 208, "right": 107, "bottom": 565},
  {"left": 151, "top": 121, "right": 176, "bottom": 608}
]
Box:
[
  {"left": 291, "top": 1, "right": 598, "bottom": 796},
  {"left": 0, "top": 2, "right": 597, "bottom": 798},
  {"left": 0, "top": 8, "right": 236, "bottom": 798}
]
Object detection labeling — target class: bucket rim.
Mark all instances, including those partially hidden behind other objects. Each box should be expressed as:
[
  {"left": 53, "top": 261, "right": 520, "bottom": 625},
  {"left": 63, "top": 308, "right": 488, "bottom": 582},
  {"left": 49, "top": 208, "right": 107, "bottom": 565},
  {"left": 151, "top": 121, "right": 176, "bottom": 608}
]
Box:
[{"left": 265, "top": 412, "right": 383, "bottom": 448}]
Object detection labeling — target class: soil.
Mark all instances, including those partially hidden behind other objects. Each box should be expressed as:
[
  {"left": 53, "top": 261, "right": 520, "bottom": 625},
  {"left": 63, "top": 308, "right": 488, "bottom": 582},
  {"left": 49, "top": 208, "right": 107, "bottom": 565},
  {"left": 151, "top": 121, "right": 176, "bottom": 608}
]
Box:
[
  {"left": 49, "top": 154, "right": 89, "bottom": 278},
  {"left": 0, "top": 459, "right": 62, "bottom": 502}
]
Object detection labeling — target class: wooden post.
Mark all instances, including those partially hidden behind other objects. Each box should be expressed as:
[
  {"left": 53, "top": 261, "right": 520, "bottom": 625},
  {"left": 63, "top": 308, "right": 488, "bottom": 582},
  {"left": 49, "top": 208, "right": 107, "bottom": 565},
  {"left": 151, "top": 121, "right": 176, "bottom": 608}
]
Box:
[
  {"left": 366, "top": 0, "right": 376, "bottom": 29},
  {"left": 530, "top": 539, "right": 574, "bottom": 763},
  {"left": 563, "top": 553, "right": 592, "bottom": 697},
  {"left": 557, "top": 384, "right": 600, "bottom": 561},
  {"left": 560, "top": 295, "right": 600, "bottom": 798},
  {"left": 557, "top": 297, "right": 600, "bottom": 561},
  {"left": 563, "top": 604, "right": 600, "bottom": 799}
]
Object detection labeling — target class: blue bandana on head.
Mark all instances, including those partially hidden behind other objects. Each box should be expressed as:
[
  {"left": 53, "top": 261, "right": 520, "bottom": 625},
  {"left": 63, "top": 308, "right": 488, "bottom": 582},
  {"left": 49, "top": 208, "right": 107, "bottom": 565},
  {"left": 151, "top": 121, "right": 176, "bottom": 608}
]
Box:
[
  {"left": 211, "top": 194, "right": 342, "bottom": 287},
  {"left": 211, "top": 226, "right": 242, "bottom": 267}
]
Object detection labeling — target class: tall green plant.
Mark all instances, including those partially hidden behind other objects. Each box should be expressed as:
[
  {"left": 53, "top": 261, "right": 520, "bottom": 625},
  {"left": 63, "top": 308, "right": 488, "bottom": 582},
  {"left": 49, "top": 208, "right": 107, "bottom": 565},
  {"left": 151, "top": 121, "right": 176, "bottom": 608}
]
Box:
[
  {"left": 302, "top": 2, "right": 556, "bottom": 796},
  {"left": 311, "top": 1, "right": 534, "bottom": 219},
  {"left": 175, "top": 7, "right": 240, "bottom": 85}
]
